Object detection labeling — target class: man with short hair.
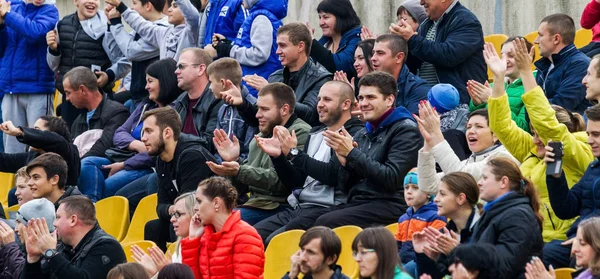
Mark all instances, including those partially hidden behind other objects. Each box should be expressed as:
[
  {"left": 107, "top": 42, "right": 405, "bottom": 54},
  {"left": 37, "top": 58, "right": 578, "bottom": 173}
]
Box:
[
  {"left": 283, "top": 226, "right": 350, "bottom": 279},
  {"left": 209, "top": 82, "right": 311, "bottom": 225},
  {"left": 371, "top": 34, "right": 429, "bottom": 114},
  {"left": 63, "top": 67, "right": 129, "bottom": 159},
  {"left": 253, "top": 81, "right": 363, "bottom": 244},
  {"left": 26, "top": 152, "right": 81, "bottom": 208},
  {"left": 544, "top": 104, "right": 600, "bottom": 268},
  {"left": 391, "top": 0, "right": 486, "bottom": 105},
  {"left": 22, "top": 195, "right": 126, "bottom": 279},
  {"left": 141, "top": 106, "right": 215, "bottom": 250},
  {"left": 534, "top": 13, "right": 591, "bottom": 114},
  {"left": 239, "top": 22, "right": 332, "bottom": 126},
  {"left": 173, "top": 48, "right": 223, "bottom": 149}
]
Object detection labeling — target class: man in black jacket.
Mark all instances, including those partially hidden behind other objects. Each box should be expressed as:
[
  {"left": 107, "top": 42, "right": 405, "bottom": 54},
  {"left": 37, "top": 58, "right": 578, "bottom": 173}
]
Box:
[
  {"left": 25, "top": 153, "right": 82, "bottom": 209},
  {"left": 290, "top": 71, "right": 420, "bottom": 229},
  {"left": 141, "top": 107, "right": 215, "bottom": 250},
  {"left": 238, "top": 22, "right": 332, "bottom": 126},
  {"left": 22, "top": 195, "right": 126, "bottom": 279},
  {"left": 63, "top": 67, "right": 129, "bottom": 159},
  {"left": 253, "top": 81, "right": 363, "bottom": 244}
]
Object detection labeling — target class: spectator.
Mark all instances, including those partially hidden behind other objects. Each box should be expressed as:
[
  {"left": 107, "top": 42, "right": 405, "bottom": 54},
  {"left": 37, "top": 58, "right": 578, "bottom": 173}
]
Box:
[
  {"left": 46, "top": 0, "right": 131, "bottom": 127},
  {"left": 198, "top": 0, "right": 246, "bottom": 48},
  {"left": 351, "top": 227, "right": 412, "bottom": 279},
  {"left": 0, "top": 116, "right": 80, "bottom": 206},
  {"left": 583, "top": 53, "right": 600, "bottom": 104},
  {"left": 237, "top": 22, "right": 332, "bottom": 126},
  {"left": 78, "top": 59, "right": 182, "bottom": 202},
  {"left": 395, "top": 168, "right": 446, "bottom": 278},
  {"left": 0, "top": 0, "right": 58, "bottom": 153},
  {"left": 396, "top": 0, "right": 426, "bottom": 32},
  {"left": 443, "top": 244, "right": 499, "bottom": 279},
  {"left": 370, "top": 34, "right": 429, "bottom": 115},
  {"left": 63, "top": 67, "right": 130, "bottom": 159},
  {"left": 534, "top": 13, "right": 591, "bottom": 114},
  {"left": 309, "top": 0, "right": 361, "bottom": 78},
  {"left": 390, "top": 0, "right": 486, "bottom": 104},
  {"left": 0, "top": 198, "right": 56, "bottom": 279},
  {"left": 181, "top": 177, "right": 264, "bottom": 278},
  {"left": 543, "top": 104, "right": 600, "bottom": 268},
  {"left": 106, "top": 0, "right": 200, "bottom": 60},
  {"left": 416, "top": 106, "right": 517, "bottom": 194},
  {"left": 335, "top": 39, "right": 374, "bottom": 97},
  {"left": 210, "top": 83, "right": 311, "bottom": 225},
  {"left": 206, "top": 58, "right": 257, "bottom": 161},
  {"left": 580, "top": 0, "right": 600, "bottom": 58},
  {"left": 283, "top": 226, "right": 350, "bottom": 279},
  {"left": 157, "top": 263, "right": 195, "bottom": 279},
  {"left": 22, "top": 196, "right": 126, "bottom": 278},
  {"left": 132, "top": 192, "right": 195, "bottom": 277},
  {"left": 173, "top": 48, "right": 223, "bottom": 149},
  {"left": 106, "top": 0, "right": 168, "bottom": 108},
  {"left": 486, "top": 38, "right": 593, "bottom": 243},
  {"left": 414, "top": 172, "right": 481, "bottom": 279},
  {"left": 468, "top": 36, "right": 534, "bottom": 133},
  {"left": 141, "top": 107, "right": 215, "bottom": 251},
  {"left": 253, "top": 81, "right": 363, "bottom": 243},
  {"left": 209, "top": 0, "right": 287, "bottom": 97},
  {"left": 471, "top": 157, "right": 543, "bottom": 278},
  {"left": 14, "top": 167, "right": 32, "bottom": 207},
  {"left": 26, "top": 153, "right": 81, "bottom": 208},
  {"left": 107, "top": 263, "right": 150, "bottom": 279}
]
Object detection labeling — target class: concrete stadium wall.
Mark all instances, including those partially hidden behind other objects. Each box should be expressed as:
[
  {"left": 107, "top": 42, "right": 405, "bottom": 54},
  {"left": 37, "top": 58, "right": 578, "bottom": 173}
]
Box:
[{"left": 54, "top": 0, "right": 591, "bottom": 38}]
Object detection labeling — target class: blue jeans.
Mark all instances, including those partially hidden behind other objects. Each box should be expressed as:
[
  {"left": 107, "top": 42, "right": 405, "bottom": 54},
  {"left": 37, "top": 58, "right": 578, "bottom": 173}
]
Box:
[
  {"left": 403, "top": 260, "right": 418, "bottom": 278},
  {"left": 543, "top": 239, "right": 574, "bottom": 268},
  {"left": 237, "top": 205, "right": 288, "bottom": 225},
  {"left": 115, "top": 173, "right": 158, "bottom": 216},
  {"left": 78, "top": 156, "right": 153, "bottom": 202}
]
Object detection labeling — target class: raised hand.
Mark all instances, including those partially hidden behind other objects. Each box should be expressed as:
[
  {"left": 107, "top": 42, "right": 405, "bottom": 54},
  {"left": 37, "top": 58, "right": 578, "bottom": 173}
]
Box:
[
  {"left": 221, "top": 80, "right": 243, "bottom": 106},
  {"left": 255, "top": 135, "right": 282, "bottom": 157},
  {"left": 360, "top": 26, "right": 375, "bottom": 40},
  {"left": 467, "top": 80, "right": 492, "bottom": 106},
  {"left": 104, "top": 0, "right": 121, "bottom": 7},
  {"left": 324, "top": 127, "right": 354, "bottom": 157},
  {"left": 435, "top": 227, "right": 459, "bottom": 255},
  {"left": 30, "top": 218, "right": 57, "bottom": 254},
  {"left": 333, "top": 71, "right": 355, "bottom": 91},
  {"left": 131, "top": 244, "right": 158, "bottom": 277},
  {"left": 288, "top": 250, "right": 302, "bottom": 279},
  {"left": 305, "top": 22, "right": 315, "bottom": 40},
  {"left": 389, "top": 19, "right": 416, "bottom": 41},
  {"left": 0, "top": 221, "right": 15, "bottom": 245},
  {"left": 483, "top": 42, "right": 506, "bottom": 78},
  {"left": 413, "top": 101, "right": 444, "bottom": 150},
  {"left": 148, "top": 246, "right": 171, "bottom": 273},
  {"left": 242, "top": 74, "right": 268, "bottom": 92},
  {"left": 46, "top": 30, "right": 58, "bottom": 51},
  {"left": 213, "top": 129, "right": 240, "bottom": 162},
  {"left": 274, "top": 126, "right": 297, "bottom": 156},
  {"left": 96, "top": 71, "right": 109, "bottom": 87},
  {"left": 206, "top": 161, "right": 240, "bottom": 176},
  {"left": 0, "top": 0, "right": 11, "bottom": 18},
  {"left": 512, "top": 37, "right": 535, "bottom": 73},
  {"left": 524, "top": 257, "right": 555, "bottom": 279},
  {"left": 0, "top": 120, "right": 23, "bottom": 137},
  {"left": 105, "top": 5, "right": 120, "bottom": 20},
  {"left": 188, "top": 213, "right": 205, "bottom": 239}
]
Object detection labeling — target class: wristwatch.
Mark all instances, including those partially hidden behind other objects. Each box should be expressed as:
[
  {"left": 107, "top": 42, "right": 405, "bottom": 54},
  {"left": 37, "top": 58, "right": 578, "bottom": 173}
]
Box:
[
  {"left": 43, "top": 249, "right": 59, "bottom": 259},
  {"left": 287, "top": 148, "right": 299, "bottom": 160}
]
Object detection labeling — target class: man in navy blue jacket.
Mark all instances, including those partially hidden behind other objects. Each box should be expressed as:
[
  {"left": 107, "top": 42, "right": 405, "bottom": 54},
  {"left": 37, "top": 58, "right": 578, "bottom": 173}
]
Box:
[
  {"left": 544, "top": 104, "right": 600, "bottom": 268},
  {"left": 533, "top": 13, "right": 591, "bottom": 115},
  {"left": 390, "top": 0, "right": 486, "bottom": 105}
]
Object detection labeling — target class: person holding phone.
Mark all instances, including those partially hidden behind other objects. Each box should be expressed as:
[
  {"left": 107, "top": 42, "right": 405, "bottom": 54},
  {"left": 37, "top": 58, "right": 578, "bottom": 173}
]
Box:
[{"left": 484, "top": 38, "right": 594, "bottom": 247}]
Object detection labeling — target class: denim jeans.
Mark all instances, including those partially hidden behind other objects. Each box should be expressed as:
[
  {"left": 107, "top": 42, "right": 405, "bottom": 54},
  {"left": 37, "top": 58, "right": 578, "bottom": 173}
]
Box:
[
  {"left": 78, "top": 156, "right": 153, "bottom": 202},
  {"left": 237, "top": 205, "right": 289, "bottom": 226},
  {"left": 115, "top": 172, "right": 158, "bottom": 216}
]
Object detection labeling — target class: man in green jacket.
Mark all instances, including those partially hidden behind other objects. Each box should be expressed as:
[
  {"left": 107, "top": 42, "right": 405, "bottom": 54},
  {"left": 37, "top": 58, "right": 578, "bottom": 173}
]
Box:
[{"left": 208, "top": 82, "right": 311, "bottom": 225}]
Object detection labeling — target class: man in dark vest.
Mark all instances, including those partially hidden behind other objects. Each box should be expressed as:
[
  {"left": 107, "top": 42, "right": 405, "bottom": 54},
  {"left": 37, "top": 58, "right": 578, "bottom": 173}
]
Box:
[{"left": 46, "top": 0, "right": 131, "bottom": 127}]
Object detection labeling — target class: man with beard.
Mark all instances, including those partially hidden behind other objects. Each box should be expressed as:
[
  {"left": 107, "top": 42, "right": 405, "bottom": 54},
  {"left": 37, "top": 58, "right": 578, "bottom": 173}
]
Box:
[
  {"left": 141, "top": 106, "right": 215, "bottom": 250},
  {"left": 283, "top": 226, "right": 350, "bottom": 279},
  {"left": 253, "top": 81, "right": 363, "bottom": 245},
  {"left": 22, "top": 196, "right": 126, "bottom": 279},
  {"left": 208, "top": 82, "right": 311, "bottom": 225}
]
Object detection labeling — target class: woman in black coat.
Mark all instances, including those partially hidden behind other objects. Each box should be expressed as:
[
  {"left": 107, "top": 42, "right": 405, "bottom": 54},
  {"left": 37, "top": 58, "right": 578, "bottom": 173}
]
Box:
[{"left": 473, "top": 157, "right": 544, "bottom": 278}]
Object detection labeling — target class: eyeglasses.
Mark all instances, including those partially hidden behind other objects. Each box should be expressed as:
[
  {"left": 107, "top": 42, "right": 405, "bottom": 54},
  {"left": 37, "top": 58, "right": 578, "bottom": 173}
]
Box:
[
  {"left": 170, "top": 211, "right": 186, "bottom": 219},
  {"left": 352, "top": 249, "right": 375, "bottom": 259},
  {"left": 176, "top": 63, "right": 201, "bottom": 70}
]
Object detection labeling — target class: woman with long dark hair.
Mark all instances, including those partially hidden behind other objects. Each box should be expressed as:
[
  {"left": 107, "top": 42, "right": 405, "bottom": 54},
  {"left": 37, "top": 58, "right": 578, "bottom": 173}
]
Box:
[{"left": 352, "top": 227, "right": 412, "bottom": 279}]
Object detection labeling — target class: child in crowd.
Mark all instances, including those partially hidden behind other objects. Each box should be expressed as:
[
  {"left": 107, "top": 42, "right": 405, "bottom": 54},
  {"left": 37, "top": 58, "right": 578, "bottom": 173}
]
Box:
[{"left": 395, "top": 168, "right": 446, "bottom": 277}]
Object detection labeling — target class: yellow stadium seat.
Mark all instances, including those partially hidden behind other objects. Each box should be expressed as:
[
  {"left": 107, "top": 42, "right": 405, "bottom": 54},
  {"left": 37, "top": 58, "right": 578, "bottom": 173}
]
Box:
[
  {"left": 120, "top": 194, "right": 158, "bottom": 245},
  {"left": 112, "top": 79, "right": 122, "bottom": 93},
  {"left": 554, "top": 267, "right": 575, "bottom": 279},
  {"left": 0, "top": 172, "right": 15, "bottom": 206},
  {"left": 332, "top": 226, "right": 362, "bottom": 279},
  {"left": 122, "top": 240, "right": 157, "bottom": 263},
  {"left": 264, "top": 229, "right": 305, "bottom": 279},
  {"left": 96, "top": 196, "right": 130, "bottom": 242},
  {"left": 53, "top": 90, "right": 62, "bottom": 116},
  {"left": 385, "top": 223, "right": 397, "bottom": 236},
  {"left": 576, "top": 28, "right": 593, "bottom": 49},
  {"left": 166, "top": 241, "right": 178, "bottom": 257},
  {"left": 6, "top": 204, "right": 19, "bottom": 216},
  {"left": 484, "top": 34, "right": 509, "bottom": 82}
]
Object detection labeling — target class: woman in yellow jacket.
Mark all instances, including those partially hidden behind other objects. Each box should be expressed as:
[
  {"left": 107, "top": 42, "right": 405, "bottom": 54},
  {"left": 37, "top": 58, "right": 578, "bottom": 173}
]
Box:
[{"left": 483, "top": 39, "right": 593, "bottom": 242}]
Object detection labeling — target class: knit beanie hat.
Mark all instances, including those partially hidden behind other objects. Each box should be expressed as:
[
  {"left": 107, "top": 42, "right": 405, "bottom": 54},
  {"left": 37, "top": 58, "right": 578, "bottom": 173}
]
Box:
[
  {"left": 428, "top": 83, "right": 460, "bottom": 114},
  {"left": 16, "top": 198, "right": 56, "bottom": 232},
  {"left": 400, "top": 0, "right": 428, "bottom": 24},
  {"left": 404, "top": 168, "right": 418, "bottom": 186}
]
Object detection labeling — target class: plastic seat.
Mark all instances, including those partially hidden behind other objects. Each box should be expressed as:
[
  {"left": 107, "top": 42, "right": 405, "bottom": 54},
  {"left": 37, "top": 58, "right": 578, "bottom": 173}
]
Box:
[
  {"left": 120, "top": 194, "right": 158, "bottom": 245},
  {"left": 96, "top": 196, "right": 130, "bottom": 242},
  {"left": 122, "top": 240, "right": 157, "bottom": 263},
  {"left": 6, "top": 204, "right": 20, "bottom": 217},
  {"left": 332, "top": 226, "right": 363, "bottom": 279},
  {"left": 575, "top": 28, "right": 593, "bottom": 49},
  {"left": 0, "top": 172, "right": 15, "bottom": 206},
  {"left": 166, "top": 241, "right": 178, "bottom": 257},
  {"left": 484, "top": 34, "right": 509, "bottom": 81},
  {"left": 385, "top": 223, "right": 397, "bottom": 236},
  {"left": 554, "top": 267, "right": 575, "bottom": 279},
  {"left": 53, "top": 90, "right": 62, "bottom": 116},
  {"left": 264, "top": 229, "right": 305, "bottom": 279}
]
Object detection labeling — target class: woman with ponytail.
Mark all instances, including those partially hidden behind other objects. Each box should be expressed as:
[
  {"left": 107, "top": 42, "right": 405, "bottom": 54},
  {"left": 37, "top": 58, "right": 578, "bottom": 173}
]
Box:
[
  {"left": 471, "top": 157, "right": 543, "bottom": 278},
  {"left": 180, "top": 177, "right": 265, "bottom": 278}
]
